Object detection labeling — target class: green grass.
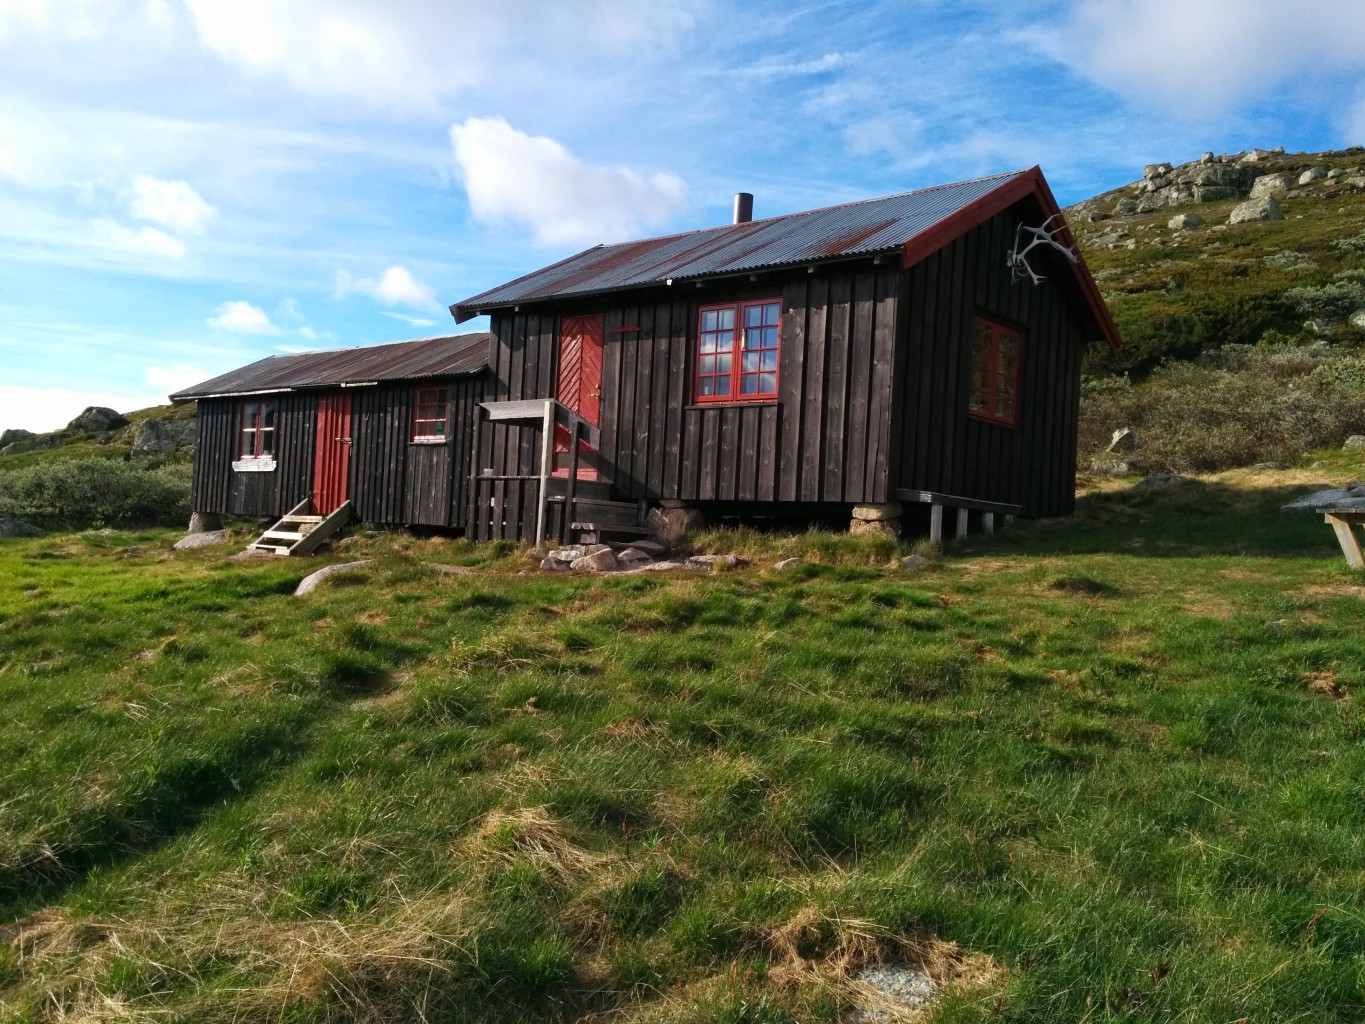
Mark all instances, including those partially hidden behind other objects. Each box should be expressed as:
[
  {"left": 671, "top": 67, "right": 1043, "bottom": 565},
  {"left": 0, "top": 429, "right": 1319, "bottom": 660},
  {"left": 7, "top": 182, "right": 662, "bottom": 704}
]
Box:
[{"left": 2, "top": 468, "right": 1365, "bottom": 1022}]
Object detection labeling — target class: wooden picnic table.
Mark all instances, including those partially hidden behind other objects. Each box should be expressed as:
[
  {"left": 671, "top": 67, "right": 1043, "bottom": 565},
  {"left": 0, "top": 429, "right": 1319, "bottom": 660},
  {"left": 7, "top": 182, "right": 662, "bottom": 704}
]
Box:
[{"left": 1318, "top": 506, "right": 1365, "bottom": 568}]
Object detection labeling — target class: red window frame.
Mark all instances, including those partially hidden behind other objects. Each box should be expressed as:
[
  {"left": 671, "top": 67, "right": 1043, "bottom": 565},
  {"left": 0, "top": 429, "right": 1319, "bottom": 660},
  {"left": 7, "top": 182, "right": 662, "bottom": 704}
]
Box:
[
  {"left": 238, "top": 400, "right": 277, "bottom": 459},
  {"left": 694, "top": 297, "right": 781, "bottom": 403},
  {"left": 968, "top": 316, "right": 1021, "bottom": 427},
  {"left": 412, "top": 386, "right": 449, "bottom": 441}
]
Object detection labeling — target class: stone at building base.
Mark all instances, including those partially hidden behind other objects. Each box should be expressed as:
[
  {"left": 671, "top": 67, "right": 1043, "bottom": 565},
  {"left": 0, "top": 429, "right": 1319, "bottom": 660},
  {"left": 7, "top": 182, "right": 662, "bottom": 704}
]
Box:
[
  {"left": 571, "top": 546, "right": 618, "bottom": 573},
  {"left": 648, "top": 505, "right": 706, "bottom": 545},
  {"left": 616, "top": 546, "right": 655, "bottom": 568},
  {"left": 849, "top": 516, "right": 900, "bottom": 537},
  {"left": 851, "top": 500, "right": 902, "bottom": 521},
  {"left": 173, "top": 529, "right": 228, "bottom": 550},
  {"left": 187, "top": 511, "right": 223, "bottom": 533}
]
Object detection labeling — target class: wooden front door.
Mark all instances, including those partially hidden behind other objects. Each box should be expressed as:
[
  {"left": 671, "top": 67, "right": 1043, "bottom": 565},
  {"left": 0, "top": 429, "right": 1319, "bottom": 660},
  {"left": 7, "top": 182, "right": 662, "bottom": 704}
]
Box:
[
  {"left": 554, "top": 313, "right": 603, "bottom": 477},
  {"left": 312, "top": 392, "right": 352, "bottom": 514}
]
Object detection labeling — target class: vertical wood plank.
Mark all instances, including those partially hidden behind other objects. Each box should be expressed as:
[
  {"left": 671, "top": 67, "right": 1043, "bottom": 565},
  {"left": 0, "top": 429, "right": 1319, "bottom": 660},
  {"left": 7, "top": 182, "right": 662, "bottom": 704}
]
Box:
[
  {"left": 800, "top": 277, "right": 828, "bottom": 502},
  {"left": 778, "top": 279, "right": 807, "bottom": 502},
  {"left": 822, "top": 271, "right": 851, "bottom": 502}
]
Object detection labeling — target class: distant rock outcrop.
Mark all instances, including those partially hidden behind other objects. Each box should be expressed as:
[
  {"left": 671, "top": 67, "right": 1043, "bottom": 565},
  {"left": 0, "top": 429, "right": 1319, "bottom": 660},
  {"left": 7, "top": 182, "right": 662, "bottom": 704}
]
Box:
[
  {"left": 131, "top": 415, "right": 196, "bottom": 457},
  {"left": 1229, "top": 195, "right": 1283, "bottom": 225},
  {"left": 67, "top": 407, "right": 128, "bottom": 433},
  {"left": 0, "top": 428, "right": 34, "bottom": 448}
]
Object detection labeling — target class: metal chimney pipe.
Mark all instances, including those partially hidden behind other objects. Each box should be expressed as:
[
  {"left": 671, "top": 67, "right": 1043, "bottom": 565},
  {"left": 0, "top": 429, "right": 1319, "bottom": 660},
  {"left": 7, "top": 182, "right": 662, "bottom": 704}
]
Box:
[{"left": 733, "top": 192, "right": 753, "bottom": 224}]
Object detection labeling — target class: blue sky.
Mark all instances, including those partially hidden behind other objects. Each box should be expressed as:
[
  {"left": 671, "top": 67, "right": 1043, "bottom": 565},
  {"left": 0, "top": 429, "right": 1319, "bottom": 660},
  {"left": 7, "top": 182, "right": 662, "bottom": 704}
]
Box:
[{"left": 3, "top": 0, "right": 1365, "bottom": 431}]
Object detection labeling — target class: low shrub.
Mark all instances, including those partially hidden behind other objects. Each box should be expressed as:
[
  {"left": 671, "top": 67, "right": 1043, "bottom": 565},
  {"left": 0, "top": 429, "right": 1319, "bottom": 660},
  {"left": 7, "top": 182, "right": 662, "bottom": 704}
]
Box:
[
  {"left": 0, "top": 458, "right": 191, "bottom": 529},
  {"left": 1079, "top": 345, "right": 1365, "bottom": 472}
]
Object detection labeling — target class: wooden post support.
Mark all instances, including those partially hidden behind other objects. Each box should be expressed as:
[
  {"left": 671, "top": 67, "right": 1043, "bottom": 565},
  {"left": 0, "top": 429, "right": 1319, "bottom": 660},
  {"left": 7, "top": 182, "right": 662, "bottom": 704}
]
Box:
[
  {"left": 535, "top": 399, "right": 554, "bottom": 548},
  {"left": 566, "top": 419, "right": 580, "bottom": 545},
  {"left": 1325, "top": 513, "right": 1365, "bottom": 569},
  {"left": 982, "top": 512, "right": 995, "bottom": 536},
  {"left": 467, "top": 408, "right": 483, "bottom": 541},
  {"left": 1003, "top": 515, "right": 1014, "bottom": 530},
  {"left": 955, "top": 507, "right": 969, "bottom": 541},
  {"left": 929, "top": 503, "right": 943, "bottom": 544}
]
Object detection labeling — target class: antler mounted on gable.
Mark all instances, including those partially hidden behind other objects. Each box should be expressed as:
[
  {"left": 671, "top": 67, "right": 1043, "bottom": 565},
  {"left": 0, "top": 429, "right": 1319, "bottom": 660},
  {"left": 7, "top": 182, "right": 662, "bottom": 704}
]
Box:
[{"left": 1006, "top": 214, "right": 1079, "bottom": 285}]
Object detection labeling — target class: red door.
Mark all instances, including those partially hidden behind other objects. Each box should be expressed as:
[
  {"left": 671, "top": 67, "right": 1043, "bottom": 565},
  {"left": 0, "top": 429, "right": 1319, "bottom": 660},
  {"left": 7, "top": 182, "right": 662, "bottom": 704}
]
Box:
[
  {"left": 554, "top": 314, "right": 603, "bottom": 477},
  {"left": 312, "top": 392, "right": 352, "bottom": 514}
]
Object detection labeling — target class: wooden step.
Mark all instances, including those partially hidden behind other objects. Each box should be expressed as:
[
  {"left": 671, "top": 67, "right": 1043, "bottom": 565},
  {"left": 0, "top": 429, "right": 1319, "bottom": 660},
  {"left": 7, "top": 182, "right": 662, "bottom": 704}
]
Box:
[
  {"left": 279, "top": 515, "right": 325, "bottom": 525},
  {"left": 571, "top": 522, "right": 653, "bottom": 535},
  {"left": 260, "top": 531, "right": 306, "bottom": 542}
]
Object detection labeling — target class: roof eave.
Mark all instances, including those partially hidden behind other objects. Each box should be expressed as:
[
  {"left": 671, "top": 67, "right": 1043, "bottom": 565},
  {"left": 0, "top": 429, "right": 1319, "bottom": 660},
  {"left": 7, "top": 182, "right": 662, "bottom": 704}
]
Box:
[{"left": 898, "top": 166, "right": 1121, "bottom": 352}]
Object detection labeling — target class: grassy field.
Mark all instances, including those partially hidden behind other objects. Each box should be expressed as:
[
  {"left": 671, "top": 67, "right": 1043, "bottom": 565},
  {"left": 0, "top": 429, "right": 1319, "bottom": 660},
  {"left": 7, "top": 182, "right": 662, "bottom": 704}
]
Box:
[{"left": 2, "top": 457, "right": 1364, "bottom": 1022}]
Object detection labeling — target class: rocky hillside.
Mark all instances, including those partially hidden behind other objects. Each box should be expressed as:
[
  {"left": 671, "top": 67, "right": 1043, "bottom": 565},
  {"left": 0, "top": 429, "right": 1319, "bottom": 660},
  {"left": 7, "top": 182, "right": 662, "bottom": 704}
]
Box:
[
  {"left": 0, "top": 403, "right": 197, "bottom": 468},
  {"left": 1066, "top": 145, "right": 1365, "bottom": 374}
]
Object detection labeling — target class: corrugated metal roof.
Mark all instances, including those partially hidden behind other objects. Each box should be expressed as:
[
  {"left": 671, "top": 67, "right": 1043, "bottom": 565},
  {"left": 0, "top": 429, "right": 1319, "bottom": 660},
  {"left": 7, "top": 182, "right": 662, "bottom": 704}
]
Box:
[
  {"left": 453, "top": 172, "right": 1025, "bottom": 319},
  {"left": 170, "top": 332, "right": 490, "bottom": 402}
]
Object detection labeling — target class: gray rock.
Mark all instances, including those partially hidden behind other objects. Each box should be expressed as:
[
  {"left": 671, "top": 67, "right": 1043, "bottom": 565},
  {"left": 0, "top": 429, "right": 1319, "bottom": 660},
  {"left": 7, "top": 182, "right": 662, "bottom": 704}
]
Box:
[
  {"left": 0, "top": 518, "right": 44, "bottom": 538},
  {"left": 1280, "top": 487, "right": 1365, "bottom": 510},
  {"left": 1304, "top": 318, "right": 1336, "bottom": 336},
  {"left": 773, "top": 557, "right": 803, "bottom": 571},
  {"left": 1192, "top": 185, "right": 1239, "bottom": 203},
  {"left": 686, "top": 553, "right": 742, "bottom": 570},
  {"left": 1143, "top": 162, "right": 1172, "bottom": 179},
  {"left": 616, "top": 546, "right": 654, "bottom": 568},
  {"left": 548, "top": 545, "right": 586, "bottom": 562},
  {"left": 1250, "top": 462, "right": 1289, "bottom": 470},
  {"left": 1089, "top": 459, "right": 1131, "bottom": 476},
  {"left": 1344, "top": 435, "right": 1365, "bottom": 448},
  {"left": 131, "top": 416, "right": 195, "bottom": 457},
  {"left": 1229, "top": 195, "right": 1283, "bottom": 225},
  {"left": 0, "top": 428, "right": 34, "bottom": 448},
  {"left": 1299, "top": 166, "right": 1327, "bottom": 185},
  {"left": 1250, "top": 172, "right": 1293, "bottom": 198},
  {"left": 1349, "top": 311, "right": 1365, "bottom": 330},
  {"left": 66, "top": 406, "right": 128, "bottom": 433},
  {"left": 852, "top": 501, "right": 903, "bottom": 522},
  {"left": 899, "top": 555, "right": 928, "bottom": 570},
  {"left": 1134, "top": 473, "right": 1193, "bottom": 490},
  {"left": 853, "top": 963, "right": 936, "bottom": 1013},
  {"left": 1168, "top": 212, "right": 1204, "bottom": 230},
  {"left": 1241, "top": 148, "right": 1273, "bottom": 163},
  {"left": 647, "top": 505, "right": 706, "bottom": 545},
  {"left": 187, "top": 511, "right": 222, "bottom": 533},
  {"left": 1, "top": 432, "right": 61, "bottom": 456},
  {"left": 615, "top": 560, "right": 687, "bottom": 575},
  {"left": 172, "top": 529, "right": 228, "bottom": 550},
  {"left": 294, "top": 560, "right": 372, "bottom": 595},
  {"left": 1112, "top": 197, "right": 1139, "bottom": 216},
  {"left": 626, "top": 539, "right": 669, "bottom": 556},
  {"left": 1200, "top": 151, "right": 1215, "bottom": 163},
  {"left": 540, "top": 556, "right": 572, "bottom": 572},
  {"left": 571, "top": 548, "right": 618, "bottom": 573},
  {"left": 1346, "top": 176, "right": 1365, "bottom": 188},
  {"left": 1329, "top": 168, "right": 1344, "bottom": 179},
  {"left": 1107, "top": 426, "right": 1139, "bottom": 453},
  {"left": 1134, "top": 193, "right": 1168, "bottom": 214},
  {"left": 849, "top": 517, "right": 900, "bottom": 537}
]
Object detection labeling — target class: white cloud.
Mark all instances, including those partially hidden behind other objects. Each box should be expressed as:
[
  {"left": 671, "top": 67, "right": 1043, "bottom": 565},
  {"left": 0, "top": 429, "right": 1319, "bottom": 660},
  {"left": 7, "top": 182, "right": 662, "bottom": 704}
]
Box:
[
  {"left": 91, "top": 218, "right": 186, "bottom": 258},
  {"left": 0, "top": 384, "right": 167, "bottom": 433},
  {"left": 380, "top": 311, "right": 438, "bottom": 328},
  {"left": 335, "top": 265, "right": 439, "bottom": 309},
  {"left": 297, "top": 325, "right": 318, "bottom": 339},
  {"left": 450, "top": 116, "right": 687, "bottom": 247},
  {"left": 145, "top": 363, "right": 210, "bottom": 394},
  {"left": 207, "top": 300, "right": 281, "bottom": 334},
  {"left": 1030, "top": 0, "right": 1365, "bottom": 118},
  {"left": 182, "top": 0, "right": 696, "bottom": 112},
  {"left": 129, "top": 175, "right": 216, "bottom": 234}
]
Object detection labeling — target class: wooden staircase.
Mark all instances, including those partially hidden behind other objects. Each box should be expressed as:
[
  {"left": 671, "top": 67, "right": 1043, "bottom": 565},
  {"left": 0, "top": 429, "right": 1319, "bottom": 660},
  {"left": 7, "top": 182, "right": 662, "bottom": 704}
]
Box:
[{"left": 246, "top": 498, "right": 353, "bottom": 556}]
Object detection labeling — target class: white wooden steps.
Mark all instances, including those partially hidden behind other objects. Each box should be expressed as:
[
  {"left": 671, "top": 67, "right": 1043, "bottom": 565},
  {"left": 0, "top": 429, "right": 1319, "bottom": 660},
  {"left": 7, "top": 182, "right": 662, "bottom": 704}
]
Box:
[{"left": 247, "top": 498, "right": 353, "bottom": 556}]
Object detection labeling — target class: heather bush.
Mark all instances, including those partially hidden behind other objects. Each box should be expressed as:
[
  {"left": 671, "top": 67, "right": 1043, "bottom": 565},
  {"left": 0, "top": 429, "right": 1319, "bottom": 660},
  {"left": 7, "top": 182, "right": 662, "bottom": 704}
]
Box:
[
  {"left": 1283, "top": 280, "right": 1365, "bottom": 321},
  {"left": 0, "top": 458, "right": 191, "bottom": 529},
  {"left": 1080, "top": 346, "right": 1365, "bottom": 472}
]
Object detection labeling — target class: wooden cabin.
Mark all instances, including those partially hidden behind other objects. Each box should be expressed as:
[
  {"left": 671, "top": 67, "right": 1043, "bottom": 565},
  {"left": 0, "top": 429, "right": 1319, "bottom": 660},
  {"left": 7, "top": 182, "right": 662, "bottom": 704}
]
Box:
[
  {"left": 171, "top": 333, "right": 493, "bottom": 549},
  {"left": 449, "top": 167, "right": 1119, "bottom": 543}
]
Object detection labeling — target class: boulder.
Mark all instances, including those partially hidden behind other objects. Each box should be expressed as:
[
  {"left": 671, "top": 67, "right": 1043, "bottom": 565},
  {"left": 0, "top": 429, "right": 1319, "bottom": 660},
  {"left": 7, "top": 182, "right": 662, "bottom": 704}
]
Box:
[
  {"left": 1241, "top": 148, "right": 1273, "bottom": 163},
  {"left": 187, "top": 511, "right": 222, "bottom": 534},
  {"left": 1112, "top": 198, "right": 1139, "bottom": 216},
  {"left": 1228, "top": 196, "right": 1283, "bottom": 225},
  {"left": 1107, "top": 427, "right": 1139, "bottom": 453},
  {"left": 1200, "top": 151, "right": 1215, "bottom": 164},
  {"left": 1168, "top": 212, "right": 1203, "bottom": 230},
  {"left": 1329, "top": 168, "right": 1344, "bottom": 179},
  {"left": 1344, "top": 435, "right": 1365, "bottom": 449},
  {"left": 1191, "top": 185, "right": 1239, "bottom": 203},
  {"left": 1304, "top": 319, "right": 1335, "bottom": 336},
  {"left": 1143, "top": 162, "right": 1172, "bottom": 179},
  {"left": 570, "top": 547, "right": 618, "bottom": 573},
  {"left": 0, "top": 518, "right": 44, "bottom": 538},
  {"left": 1299, "top": 166, "right": 1327, "bottom": 185},
  {"left": 540, "top": 556, "right": 572, "bottom": 572},
  {"left": 66, "top": 406, "right": 128, "bottom": 433},
  {"left": 616, "top": 546, "right": 654, "bottom": 569},
  {"left": 1250, "top": 173, "right": 1293, "bottom": 198},
  {"left": 294, "top": 560, "right": 373, "bottom": 596},
  {"left": 1, "top": 432, "right": 60, "bottom": 456},
  {"left": 849, "top": 517, "right": 900, "bottom": 537},
  {"left": 899, "top": 554, "right": 928, "bottom": 571},
  {"left": 773, "top": 557, "right": 803, "bottom": 571},
  {"left": 1281, "top": 487, "right": 1365, "bottom": 510},
  {"left": 851, "top": 500, "right": 903, "bottom": 522},
  {"left": 172, "top": 530, "right": 228, "bottom": 550},
  {"left": 0, "top": 428, "right": 34, "bottom": 448},
  {"left": 1350, "top": 311, "right": 1365, "bottom": 330},
  {"left": 616, "top": 560, "right": 687, "bottom": 575},
  {"left": 647, "top": 505, "right": 705, "bottom": 545},
  {"left": 625, "top": 539, "right": 669, "bottom": 557},
  {"left": 131, "top": 416, "right": 195, "bottom": 457},
  {"left": 548, "top": 545, "right": 586, "bottom": 562}
]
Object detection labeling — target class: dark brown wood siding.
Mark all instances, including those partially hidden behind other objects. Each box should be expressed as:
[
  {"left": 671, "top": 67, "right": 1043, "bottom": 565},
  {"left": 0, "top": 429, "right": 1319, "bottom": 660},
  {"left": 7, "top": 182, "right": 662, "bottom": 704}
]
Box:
[
  {"left": 486, "top": 263, "right": 901, "bottom": 508},
  {"left": 189, "top": 394, "right": 315, "bottom": 517},
  {"left": 190, "top": 374, "right": 488, "bottom": 528},
  {"left": 889, "top": 201, "right": 1091, "bottom": 518}
]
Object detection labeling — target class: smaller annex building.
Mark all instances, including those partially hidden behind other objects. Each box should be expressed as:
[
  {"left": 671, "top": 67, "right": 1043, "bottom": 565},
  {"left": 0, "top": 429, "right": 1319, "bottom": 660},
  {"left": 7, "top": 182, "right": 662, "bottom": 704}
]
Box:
[{"left": 171, "top": 333, "right": 491, "bottom": 532}]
